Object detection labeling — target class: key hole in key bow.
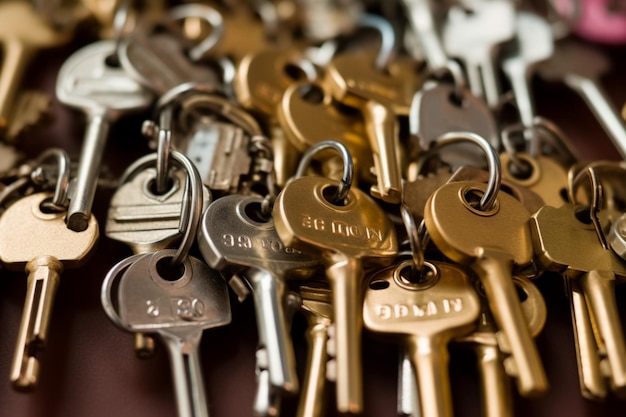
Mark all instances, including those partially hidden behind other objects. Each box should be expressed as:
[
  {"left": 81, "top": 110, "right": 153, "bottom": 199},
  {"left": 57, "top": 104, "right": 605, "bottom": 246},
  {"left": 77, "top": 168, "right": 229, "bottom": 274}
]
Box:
[
  {"left": 244, "top": 201, "right": 271, "bottom": 223},
  {"left": 156, "top": 257, "right": 186, "bottom": 281}
]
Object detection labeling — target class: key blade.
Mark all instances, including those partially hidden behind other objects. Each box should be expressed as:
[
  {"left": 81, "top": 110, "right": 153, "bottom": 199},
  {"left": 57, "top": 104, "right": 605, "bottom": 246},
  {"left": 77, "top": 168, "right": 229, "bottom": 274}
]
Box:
[{"left": 11, "top": 256, "right": 62, "bottom": 391}]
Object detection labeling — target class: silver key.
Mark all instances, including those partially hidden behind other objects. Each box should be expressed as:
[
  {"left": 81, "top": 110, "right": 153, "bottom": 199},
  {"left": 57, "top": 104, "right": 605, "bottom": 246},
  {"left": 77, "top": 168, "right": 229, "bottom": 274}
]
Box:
[
  {"left": 401, "top": 0, "right": 448, "bottom": 71},
  {"left": 56, "top": 40, "right": 153, "bottom": 231},
  {"left": 198, "top": 194, "right": 318, "bottom": 396},
  {"left": 443, "top": 0, "right": 515, "bottom": 108},
  {"left": 102, "top": 249, "right": 231, "bottom": 417},
  {"left": 106, "top": 166, "right": 210, "bottom": 254},
  {"left": 501, "top": 12, "right": 554, "bottom": 153},
  {"left": 410, "top": 81, "right": 499, "bottom": 167},
  {"left": 538, "top": 39, "right": 626, "bottom": 160}
]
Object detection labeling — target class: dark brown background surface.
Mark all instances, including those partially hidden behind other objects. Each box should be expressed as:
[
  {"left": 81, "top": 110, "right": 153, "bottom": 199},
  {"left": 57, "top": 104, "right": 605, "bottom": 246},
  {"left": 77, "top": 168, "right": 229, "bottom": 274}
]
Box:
[{"left": 1, "top": 35, "right": 626, "bottom": 417}]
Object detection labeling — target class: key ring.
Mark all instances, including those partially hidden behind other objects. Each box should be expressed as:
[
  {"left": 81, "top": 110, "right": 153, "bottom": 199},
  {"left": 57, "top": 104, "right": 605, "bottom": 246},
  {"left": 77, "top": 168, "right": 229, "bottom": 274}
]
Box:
[
  {"left": 415, "top": 131, "right": 502, "bottom": 212},
  {"left": 34, "top": 148, "right": 71, "bottom": 212},
  {"left": 101, "top": 253, "right": 147, "bottom": 331},
  {"left": 399, "top": 202, "right": 426, "bottom": 280},
  {"left": 118, "top": 150, "right": 206, "bottom": 267},
  {"left": 569, "top": 164, "right": 608, "bottom": 248},
  {"left": 357, "top": 13, "right": 396, "bottom": 71},
  {"left": 294, "top": 140, "right": 354, "bottom": 205},
  {"left": 168, "top": 3, "right": 224, "bottom": 62}
]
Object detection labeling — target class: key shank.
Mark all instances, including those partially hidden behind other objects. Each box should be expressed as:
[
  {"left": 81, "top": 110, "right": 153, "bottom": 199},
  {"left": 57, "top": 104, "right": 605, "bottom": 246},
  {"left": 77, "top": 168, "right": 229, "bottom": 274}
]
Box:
[
  {"left": 298, "top": 321, "right": 330, "bottom": 417},
  {"left": 11, "top": 256, "right": 63, "bottom": 390}
]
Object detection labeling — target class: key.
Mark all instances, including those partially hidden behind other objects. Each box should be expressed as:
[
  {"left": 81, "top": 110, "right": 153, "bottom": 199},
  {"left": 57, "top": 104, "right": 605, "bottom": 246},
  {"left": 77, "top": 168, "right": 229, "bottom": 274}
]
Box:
[
  {"left": 325, "top": 52, "right": 421, "bottom": 203},
  {"left": 198, "top": 194, "right": 319, "bottom": 396},
  {"left": 461, "top": 275, "right": 547, "bottom": 417},
  {"left": 538, "top": 39, "right": 626, "bottom": 159},
  {"left": 234, "top": 48, "right": 317, "bottom": 187},
  {"left": 107, "top": 163, "right": 211, "bottom": 357},
  {"left": 531, "top": 203, "right": 626, "bottom": 398},
  {"left": 273, "top": 172, "right": 398, "bottom": 413},
  {"left": 424, "top": 180, "right": 549, "bottom": 396},
  {"left": 208, "top": 8, "right": 271, "bottom": 64},
  {"left": 501, "top": 12, "right": 554, "bottom": 152},
  {"left": 442, "top": 0, "right": 515, "bottom": 108},
  {"left": 410, "top": 81, "right": 499, "bottom": 167},
  {"left": 277, "top": 81, "right": 374, "bottom": 184},
  {"left": 499, "top": 152, "right": 569, "bottom": 210},
  {"left": 56, "top": 40, "right": 153, "bottom": 232},
  {"left": 119, "top": 21, "right": 223, "bottom": 95},
  {"left": 364, "top": 259, "right": 481, "bottom": 417},
  {"left": 0, "top": 192, "right": 98, "bottom": 389},
  {"left": 296, "top": 281, "right": 333, "bottom": 417},
  {"left": 102, "top": 249, "right": 231, "bottom": 417},
  {"left": 0, "top": 0, "right": 71, "bottom": 135},
  {"left": 401, "top": 0, "right": 448, "bottom": 71}
]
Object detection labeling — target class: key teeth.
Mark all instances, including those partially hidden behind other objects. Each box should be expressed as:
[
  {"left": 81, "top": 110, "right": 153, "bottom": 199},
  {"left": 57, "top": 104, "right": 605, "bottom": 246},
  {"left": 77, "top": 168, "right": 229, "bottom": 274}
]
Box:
[{"left": 12, "top": 357, "right": 39, "bottom": 392}]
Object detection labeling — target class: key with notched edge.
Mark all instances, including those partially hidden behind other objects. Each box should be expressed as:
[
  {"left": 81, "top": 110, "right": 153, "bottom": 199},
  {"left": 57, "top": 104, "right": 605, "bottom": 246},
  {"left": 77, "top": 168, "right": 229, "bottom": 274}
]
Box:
[
  {"left": 273, "top": 169, "right": 398, "bottom": 413},
  {"left": 0, "top": 192, "right": 98, "bottom": 390},
  {"left": 198, "top": 194, "right": 319, "bottom": 397},
  {"left": 424, "top": 180, "right": 549, "bottom": 397}
]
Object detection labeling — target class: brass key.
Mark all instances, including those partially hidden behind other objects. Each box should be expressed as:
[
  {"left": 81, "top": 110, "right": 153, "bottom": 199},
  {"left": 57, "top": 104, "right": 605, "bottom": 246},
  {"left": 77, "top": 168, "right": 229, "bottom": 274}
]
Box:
[
  {"left": 296, "top": 281, "right": 333, "bottom": 417},
  {"left": 531, "top": 203, "right": 626, "bottom": 398},
  {"left": 424, "top": 180, "right": 549, "bottom": 396},
  {"left": 364, "top": 260, "right": 481, "bottom": 417},
  {"left": 0, "top": 0, "right": 70, "bottom": 135},
  {"left": 0, "top": 192, "right": 98, "bottom": 390},
  {"left": 234, "top": 48, "right": 317, "bottom": 186},
  {"left": 273, "top": 142, "right": 398, "bottom": 413},
  {"left": 325, "top": 51, "right": 420, "bottom": 203},
  {"left": 277, "top": 80, "right": 374, "bottom": 184}
]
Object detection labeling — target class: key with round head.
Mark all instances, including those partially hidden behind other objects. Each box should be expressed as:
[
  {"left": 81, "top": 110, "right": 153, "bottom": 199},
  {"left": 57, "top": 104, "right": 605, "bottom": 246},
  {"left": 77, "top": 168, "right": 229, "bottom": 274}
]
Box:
[
  {"left": 424, "top": 180, "right": 549, "bottom": 396},
  {"left": 531, "top": 203, "right": 626, "bottom": 398},
  {"left": 364, "top": 260, "right": 481, "bottom": 417},
  {"left": 0, "top": 0, "right": 71, "bottom": 135},
  {"left": 102, "top": 249, "right": 231, "bottom": 417},
  {"left": 277, "top": 80, "right": 374, "bottom": 184},
  {"left": 538, "top": 39, "right": 626, "bottom": 160},
  {"left": 501, "top": 12, "right": 554, "bottom": 152},
  {"left": 410, "top": 81, "right": 499, "bottom": 168},
  {"left": 56, "top": 40, "right": 153, "bottom": 232},
  {"left": 198, "top": 194, "right": 319, "bottom": 396},
  {"left": 273, "top": 170, "right": 398, "bottom": 413},
  {"left": 442, "top": 0, "right": 515, "bottom": 108},
  {"left": 234, "top": 48, "right": 318, "bottom": 186},
  {"left": 0, "top": 192, "right": 98, "bottom": 390},
  {"left": 325, "top": 51, "right": 421, "bottom": 203}
]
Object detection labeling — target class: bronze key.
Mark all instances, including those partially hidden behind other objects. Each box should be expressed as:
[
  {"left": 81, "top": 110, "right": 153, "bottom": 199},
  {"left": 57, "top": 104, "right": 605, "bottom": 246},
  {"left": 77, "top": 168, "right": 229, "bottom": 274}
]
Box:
[
  {"left": 364, "top": 260, "right": 481, "bottom": 417},
  {"left": 0, "top": 1, "right": 70, "bottom": 136},
  {"left": 325, "top": 51, "right": 421, "bottom": 203},
  {"left": 424, "top": 180, "right": 549, "bottom": 396},
  {"left": 273, "top": 141, "right": 397, "bottom": 413}
]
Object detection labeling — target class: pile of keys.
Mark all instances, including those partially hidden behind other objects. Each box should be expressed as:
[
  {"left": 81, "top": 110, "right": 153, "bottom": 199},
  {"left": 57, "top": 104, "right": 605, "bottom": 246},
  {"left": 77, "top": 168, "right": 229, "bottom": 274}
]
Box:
[{"left": 0, "top": 0, "right": 626, "bottom": 416}]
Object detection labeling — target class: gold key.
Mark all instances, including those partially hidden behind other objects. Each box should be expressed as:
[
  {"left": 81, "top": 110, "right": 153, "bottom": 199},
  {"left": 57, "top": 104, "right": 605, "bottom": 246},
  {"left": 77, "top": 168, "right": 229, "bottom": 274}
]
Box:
[
  {"left": 531, "top": 202, "right": 626, "bottom": 398},
  {"left": 296, "top": 280, "right": 333, "bottom": 417},
  {"left": 500, "top": 152, "right": 569, "bottom": 210},
  {"left": 424, "top": 180, "right": 549, "bottom": 397},
  {"left": 364, "top": 260, "right": 481, "bottom": 417},
  {"left": 325, "top": 51, "right": 421, "bottom": 203},
  {"left": 277, "top": 80, "right": 374, "bottom": 184},
  {"left": 0, "top": 1, "right": 70, "bottom": 136},
  {"left": 273, "top": 143, "right": 397, "bottom": 413},
  {"left": 234, "top": 48, "right": 317, "bottom": 186},
  {"left": 458, "top": 275, "right": 547, "bottom": 417},
  {"left": 0, "top": 192, "right": 98, "bottom": 390}
]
